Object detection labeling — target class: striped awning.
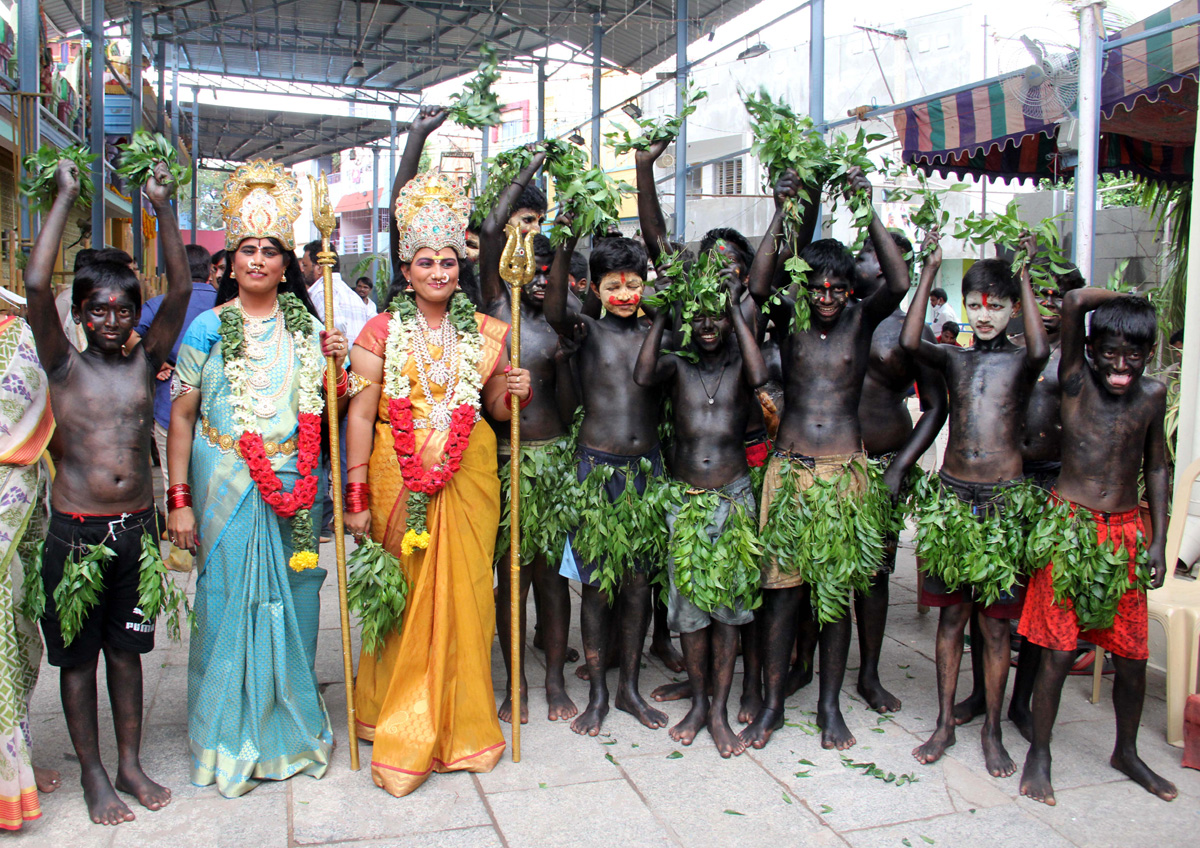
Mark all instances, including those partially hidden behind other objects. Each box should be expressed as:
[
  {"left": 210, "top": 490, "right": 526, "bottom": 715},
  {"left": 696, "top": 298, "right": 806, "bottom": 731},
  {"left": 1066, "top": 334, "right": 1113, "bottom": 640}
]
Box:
[{"left": 897, "top": 0, "right": 1200, "bottom": 184}]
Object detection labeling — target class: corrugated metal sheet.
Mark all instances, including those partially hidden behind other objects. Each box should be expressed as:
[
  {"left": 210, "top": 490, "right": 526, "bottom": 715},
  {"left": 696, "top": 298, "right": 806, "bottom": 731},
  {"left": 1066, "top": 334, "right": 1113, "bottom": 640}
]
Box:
[{"left": 43, "top": 1, "right": 758, "bottom": 91}]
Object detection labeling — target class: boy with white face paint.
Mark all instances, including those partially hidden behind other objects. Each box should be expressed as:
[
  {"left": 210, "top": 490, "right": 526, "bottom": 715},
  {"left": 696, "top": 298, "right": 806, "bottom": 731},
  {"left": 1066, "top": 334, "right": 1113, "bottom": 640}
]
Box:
[{"left": 899, "top": 251, "right": 1049, "bottom": 780}]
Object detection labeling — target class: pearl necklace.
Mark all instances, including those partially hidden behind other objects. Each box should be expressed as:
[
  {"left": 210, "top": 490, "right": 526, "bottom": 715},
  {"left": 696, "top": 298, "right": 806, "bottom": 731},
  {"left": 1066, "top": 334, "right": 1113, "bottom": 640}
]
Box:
[{"left": 412, "top": 310, "right": 460, "bottom": 431}]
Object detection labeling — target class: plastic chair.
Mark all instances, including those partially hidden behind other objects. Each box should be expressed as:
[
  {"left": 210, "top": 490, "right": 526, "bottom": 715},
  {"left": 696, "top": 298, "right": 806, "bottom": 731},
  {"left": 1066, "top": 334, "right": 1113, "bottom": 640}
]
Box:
[{"left": 1146, "top": 456, "right": 1200, "bottom": 747}]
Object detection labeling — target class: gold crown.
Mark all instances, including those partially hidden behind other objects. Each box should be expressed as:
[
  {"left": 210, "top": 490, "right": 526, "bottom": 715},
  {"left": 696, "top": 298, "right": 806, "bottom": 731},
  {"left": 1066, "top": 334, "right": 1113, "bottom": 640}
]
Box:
[
  {"left": 221, "top": 159, "right": 303, "bottom": 252},
  {"left": 394, "top": 171, "right": 470, "bottom": 263}
]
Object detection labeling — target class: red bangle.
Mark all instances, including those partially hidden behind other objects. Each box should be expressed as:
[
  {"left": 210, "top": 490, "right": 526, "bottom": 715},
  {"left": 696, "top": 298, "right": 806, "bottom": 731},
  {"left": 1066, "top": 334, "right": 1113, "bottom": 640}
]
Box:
[
  {"left": 335, "top": 369, "right": 349, "bottom": 398},
  {"left": 506, "top": 386, "right": 533, "bottom": 410},
  {"left": 167, "top": 489, "right": 192, "bottom": 511},
  {"left": 345, "top": 482, "right": 370, "bottom": 513},
  {"left": 348, "top": 462, "right": 368, "bottom": 473}
]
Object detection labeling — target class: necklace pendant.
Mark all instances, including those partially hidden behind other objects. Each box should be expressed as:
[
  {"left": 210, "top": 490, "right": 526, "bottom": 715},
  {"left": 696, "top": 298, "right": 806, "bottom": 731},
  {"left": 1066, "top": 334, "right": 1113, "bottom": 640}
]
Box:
[
  {"left": 249, "top": 371, "right": 270, "bottom": 390},
  {"left": 708, "top": 397, "right": 715, "bottom": 405},
  {"left": 429, "top": 404, "right": 453, "bottom": 431},
  {"left": 247, "top": 342, "right": 267, "bottom": 360},
  {"left": 254, "top": 399, "right": 277, "bottom": 418},
  {"left": 430, "top": 362, "right": 451, "bottom": 384}
]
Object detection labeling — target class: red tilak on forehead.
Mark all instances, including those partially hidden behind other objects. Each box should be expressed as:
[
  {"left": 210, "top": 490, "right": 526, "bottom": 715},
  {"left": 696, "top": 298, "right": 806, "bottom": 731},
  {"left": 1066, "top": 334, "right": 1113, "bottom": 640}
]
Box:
[
  {"left": 619, "top": 272, "right": 626, "bottom": 284},
  {"left": 540, "top": 265, "right": 549, "bottom": 273},
  {"left": 823, "top": 281, "right": 831, "bottom": 289},
  {"left": 109, "top": 295, "right": 117, "bottom": 303},
  {"left": 982, "top": 293, "right": 991, "bottom": 308}
]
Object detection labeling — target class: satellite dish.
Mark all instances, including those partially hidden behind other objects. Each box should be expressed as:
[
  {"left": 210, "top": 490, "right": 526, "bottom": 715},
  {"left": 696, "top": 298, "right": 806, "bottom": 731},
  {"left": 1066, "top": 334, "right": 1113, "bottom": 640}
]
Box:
[
  {"left": 656, "top": 144, "right": 676, "bottom": 170},
  {"left": 1000, "top": 32, "right": 1080, "bottom": 122}
]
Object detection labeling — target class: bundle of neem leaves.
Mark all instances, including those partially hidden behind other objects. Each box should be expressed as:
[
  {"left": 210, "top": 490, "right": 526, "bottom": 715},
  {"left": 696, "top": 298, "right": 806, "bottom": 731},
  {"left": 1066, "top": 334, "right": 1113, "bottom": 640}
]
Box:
[
  {"left": 543, "top": 138, "right": 631, "bottom": 245},
  {"left": 116, "top": 129, "right": 192, "bottom": 188},
  {"left": 20, "top": 144, "right": 97, "bottom": 213},
  {"left": 952, "top": 198, "right": 1073, "bottom": 289},
  {"left": 880, "top": 159, "right": 968, "bottom": 263},
  {"left": 823, "top": 126, "right": 885, "bottom": 254},
  {"left": 643, "top": 242, "right": 730, "bottom": 361},
  {"left": 447, "top": 45, "right": 503, "bottom": 130},
  {"left": 468, "top": 144, "right": 537, "bottom": 230},
  {"left": 346, "top": 539, "right": 410, "bottom": 657},
  {"left": 604, "top": 85, "right": 707, "bottom": 155}
]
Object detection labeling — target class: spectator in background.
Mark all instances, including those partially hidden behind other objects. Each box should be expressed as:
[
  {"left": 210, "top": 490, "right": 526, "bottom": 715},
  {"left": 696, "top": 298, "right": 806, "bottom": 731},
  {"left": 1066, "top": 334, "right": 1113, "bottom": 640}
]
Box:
[
  {"left": 354, "top": 275, "right": 373, "bottom": 305},
  {"left": 208, "top": 249, "right": 226, "bottom": 287},
  {"left": 127, "top": 244, "right": 218, "bottom": 515},
  {"left": 568, "top": 251, "right": 590, "bottom": 300},
  {"left": 929, "top": 287, "right": 959, "bottom": 337},
  {"left": 299, "top": 241, "right": 375, "bottom": 343},
  {"left": 939, "top": 321, "right": 963, "bottom": 347}
]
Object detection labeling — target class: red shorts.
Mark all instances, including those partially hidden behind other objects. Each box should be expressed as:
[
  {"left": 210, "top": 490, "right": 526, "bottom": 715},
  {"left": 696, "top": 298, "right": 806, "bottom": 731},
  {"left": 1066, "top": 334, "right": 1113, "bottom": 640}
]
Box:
[{"left": 1018, "top": 499, "right": 1149, "bottom": 661}]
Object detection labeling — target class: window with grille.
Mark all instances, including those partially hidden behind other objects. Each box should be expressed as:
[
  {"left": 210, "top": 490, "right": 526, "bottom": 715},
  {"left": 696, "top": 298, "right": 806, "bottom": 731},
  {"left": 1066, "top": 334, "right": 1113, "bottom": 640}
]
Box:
[{"left": 714, "top": 157, "right": 743, "bottom": 196}]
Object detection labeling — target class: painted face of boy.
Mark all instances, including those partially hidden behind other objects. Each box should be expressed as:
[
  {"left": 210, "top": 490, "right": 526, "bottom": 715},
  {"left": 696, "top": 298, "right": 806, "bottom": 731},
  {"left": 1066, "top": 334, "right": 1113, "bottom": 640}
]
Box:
[
  {"left": 691, "top": 312, "right": 732, "bottom": 354},
  {"left": 75, "top": 285, "right": 139, "bottom": 353},
  {"left": 1087, "top": 331, "right": 1151, "bottom": 396},
  {"left": 595, "top": 271, "right": 644, "bottom": 318},
  {"left": 507, "top": 207, "right": 544, "bottom": 236},
  {"left": 805, "top": 273, "right": 853, "bottom": 325},
  {"left": 963, "top": 290, "right": 1015, "bottom": 341},
  {"left": 521, "top": 255, "right": 553, "bottom": 308},
  {"left": 464, "top": 230, "right": 481, "bottom": 265},
  {"left": 1035, "top": 284, "right": 1064, "bottom": 335}
]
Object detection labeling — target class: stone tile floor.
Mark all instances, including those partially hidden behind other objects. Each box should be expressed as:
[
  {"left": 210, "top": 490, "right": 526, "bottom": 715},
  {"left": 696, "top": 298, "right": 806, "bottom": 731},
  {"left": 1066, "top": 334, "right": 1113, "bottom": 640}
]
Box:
[{"left": 13, "top": 534, "right": 1200, "bottom": 847}]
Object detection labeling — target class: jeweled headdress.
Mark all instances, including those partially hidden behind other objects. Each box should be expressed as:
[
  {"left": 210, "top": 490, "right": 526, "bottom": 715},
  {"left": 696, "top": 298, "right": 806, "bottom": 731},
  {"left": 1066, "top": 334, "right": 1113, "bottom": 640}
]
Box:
[
  {"left": 221, "top": 159, "right": 303, "bottom": 251},
  {"left": 394, "top": 170, "right": 470, "bottom": 263}
]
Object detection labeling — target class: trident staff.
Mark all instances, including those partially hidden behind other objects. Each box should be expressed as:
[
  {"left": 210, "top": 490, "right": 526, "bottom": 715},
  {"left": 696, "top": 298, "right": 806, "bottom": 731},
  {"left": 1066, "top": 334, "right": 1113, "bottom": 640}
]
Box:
[
  {"left": 499, "top": 222, "right": 536, "bottom": 761},
  {"left": 309, "top": 173, "right": 361, "bottom": 771}
]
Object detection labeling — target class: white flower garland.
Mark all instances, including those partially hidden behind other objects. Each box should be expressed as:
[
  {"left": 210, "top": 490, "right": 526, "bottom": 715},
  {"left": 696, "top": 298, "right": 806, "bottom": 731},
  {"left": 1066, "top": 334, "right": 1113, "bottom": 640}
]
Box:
[
  {"left": 225, "top": 311, "right": 324, "bottom": 434},
  {"left": 383, "top": 301, "right": 483, "bottom": 417}
]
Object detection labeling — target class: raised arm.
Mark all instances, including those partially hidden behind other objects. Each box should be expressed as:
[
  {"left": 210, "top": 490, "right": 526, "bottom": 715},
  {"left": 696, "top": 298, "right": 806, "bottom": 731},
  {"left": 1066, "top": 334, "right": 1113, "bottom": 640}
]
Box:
[
  {"left": 899, "top": 232, "right": 950, "bottom": 371},
  {"left": 543, "top": 213, "right": 584, "bottom": 335},
  {"left": 1058, "top": 286, "right": 1122, "bottom": 386},
  {"left": 854, "top": 168, "right": 910, "bottom": 325},
  {"left": 725, "top": 268, "right": 768, "bottom": 389},
  {"left": 1016, "top": 236, "right": 1050, "bottom": 372},
  {"left": 635, "top": 139, "right": 672, "bottom": 268},
  {"left": 479, "top": 148, "right": 547, "bottom": 306},
  {"left": 748, "top": 169, "right": 798, "bottom": 305},
  {"left": 633, "top": 308, "right": 676, "bottom": 387},
  {"left": 23, "top": 160, "right": 80, "bottom": 376},
  {"left": 139, "top": 162, "right": 192, "bottom": 367},
  {"left": 389, "top": 106, "right": 448, "bottom": 271}
]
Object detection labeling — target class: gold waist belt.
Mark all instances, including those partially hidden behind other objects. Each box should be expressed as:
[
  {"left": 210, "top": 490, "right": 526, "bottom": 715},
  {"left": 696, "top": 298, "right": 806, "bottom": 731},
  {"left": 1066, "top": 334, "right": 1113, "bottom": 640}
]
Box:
[{"left": 201, "top": 418, "right": 298, "bottom": 458}]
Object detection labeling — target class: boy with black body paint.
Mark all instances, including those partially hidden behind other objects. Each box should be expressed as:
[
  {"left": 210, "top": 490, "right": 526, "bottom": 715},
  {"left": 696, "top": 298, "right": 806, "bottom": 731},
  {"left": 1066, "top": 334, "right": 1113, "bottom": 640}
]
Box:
[
  {"left": 900, "top": 251, "right": 1049, "bottom": 778},
  {"left": 25, "top": 161, "right": 191, "bottom": 825},
  {"left": 634, "top": 262, "right": 768, "bottom": 756},
  {"left": 545, "top": 232, "right": 669, "bottom": 736},
  {"left": 743, "top": 167, "right": 910, "bottom": 751},
  {"left": 479, "top": 150, "right": 583, "bottom": 725},
  {"left": 954, "top": 255, "right": 1086, "bottom": 740},
  {"left": 1017, "top": 290, "right": 1175, "bottom": 805}
]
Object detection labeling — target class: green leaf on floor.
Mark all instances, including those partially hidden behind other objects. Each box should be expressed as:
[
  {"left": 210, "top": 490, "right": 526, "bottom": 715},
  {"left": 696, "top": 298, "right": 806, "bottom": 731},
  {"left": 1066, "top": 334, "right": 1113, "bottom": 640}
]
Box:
[
  {"left": 921, "top": 837, "right": 936, "bottom": 844},
  {"left": 538, "top": 782, "right": 547, "bottom": 789},
  {"left": 794, "top": 770, "right": 812, "bottom": 778},
  {"left": 902, "top": 840, "right": 912, "bottom": 847},
  {"left": 798, "top": 758, "right": 815, "bottom": 766},
  {"left": 602, "top": 739, "right": 617, "bottom": 745},
  {"left": 667, "top": 750, "right": 684, "bottom": 759},
  {"left": 605, "top": 753, "right": 617, "bottom": 765},
  {"left": 782, "top": 792, "right": 793, "bottom": 804},
  {"left": 723, "top": 809, "right": 745, "bottom": 816},
  {"left": 898, "top": 664, "right": 910, "bottom": 669},
  {"left": 871, "top": 727, "right": 886, "bottom": 734},
  {"left": 819, "top": 804, "right": 833, "bottom": 815},
  {"left": 631, "top": 743, "right": 639, "bottom": 748}
]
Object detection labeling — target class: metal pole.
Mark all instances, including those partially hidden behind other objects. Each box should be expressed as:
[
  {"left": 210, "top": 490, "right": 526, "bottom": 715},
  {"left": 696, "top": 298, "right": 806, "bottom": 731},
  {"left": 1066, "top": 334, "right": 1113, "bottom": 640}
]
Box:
[
  {"left": 190, "top": 86, "right": 200, "bottom": 243},
  {"left": 1073, "top": 1, "right": 1105, "bottom": 283},
  {"left": 371, "top": 146, "right": 380, "bottom": 278},
  {"left": 592, "top": 14, "right": 603, "bottom": 167},
  {"left": 537, "top": 60, "right": 546, "bottom": 192},
  {"left": 156, "top": 37, "right": 166, "bottom": 135},
  {"left": 90, "top": 0, "right": 106, "bottom": 248},
  {"left": 809, "top": 0, "right": 824, "bottom": 235},
  {"left": 130, "top": 2, "right": 144, "bottom": 265},
  {"left": 673, "top": 0, "right": 687, "bottom": 243},
  {"left": 16, "top": 0, "right": 41, "bottom": 241},
  {"left": 170, "top": 41, "right": 180, "bottom": 150},
  {"left": 388, "top": 104, "right": 397, "bottom": 190},
  {"left": 480, "top": 127, "right": 489, "bottom": 194}
]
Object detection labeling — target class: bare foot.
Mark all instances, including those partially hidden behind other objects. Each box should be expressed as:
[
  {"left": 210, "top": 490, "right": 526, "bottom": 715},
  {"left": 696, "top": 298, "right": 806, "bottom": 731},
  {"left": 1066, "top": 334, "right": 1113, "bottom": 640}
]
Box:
[
  {"left": 1019, "top": 748, "right": 1056, "bottom": 806},
  {"left": 981, "top": 729, "right": 1016, "bottom": 778},
  {"left": 738, "top": 687, "right": 763, "bottom": 725},
  {"left": 652, "top": 680, "right": 691, "bottom": 702},
  {"left": 709, "top": 712, "right": 746, "bottom": 758},
  {"left": 575, "top": 664, "right": 591, "bottom": 681},
  {"left": 615, "top": 686, "right": 668, "bottom": 729},
  {"left": 783, "top": 661, "right": 813, "bottom": 698},
  {"left": 570, "top": 699, "right": 609, "bottom": 736},
  {"left": 818, "top": 705, "right": 856, "bottom": 751},
  {"left": 115, "top": 765, "right": 171, "bottom": 812},
  {"left": 546, "top": 685, "right": 578, "bottom": 722},
  {"left": 498, "top": 687, "right": 530, "bottom": 725},
  {"left": 34, "top": 765, "right": 61, "bottom": 794},
  {"left": 738, "top": 706, "right": 783, "bottom": 749},
  {"left": 650, "top": 638, "right": 685, "bottom": 673},
  {"left": 1008, "top": 701, "right": 1033, "bottom": 744},
  {"left": 83, "top": 767, "right": 136, "bottom": 825},
  {"left": 669, "top": 702, "right": 707, "bottom": 745},
  {"left": 856, "top": 676, "right": 902, "bottom": 713},
  {"left": 566, "top": 646, "right": 581, "bottom": 663},
  {"left": 1111, "top": 748, "right": 1178, "bottom": 801},
  {"left": 952, "top": 690, "right": 985, "bottom": 726},
  {"left": 913, "top": 725, "right": 956, "bottom": 765}
]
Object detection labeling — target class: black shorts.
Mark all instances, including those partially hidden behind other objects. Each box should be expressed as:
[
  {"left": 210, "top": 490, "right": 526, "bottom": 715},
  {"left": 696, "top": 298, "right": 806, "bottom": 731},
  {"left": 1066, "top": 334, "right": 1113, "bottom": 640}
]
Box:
[{"left": 41, "top": 508, "right": 158, "bottom": 668}]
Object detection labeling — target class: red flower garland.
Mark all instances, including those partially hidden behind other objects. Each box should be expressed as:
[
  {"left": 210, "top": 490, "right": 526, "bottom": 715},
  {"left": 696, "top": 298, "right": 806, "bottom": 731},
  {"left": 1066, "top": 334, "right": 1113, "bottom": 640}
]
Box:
[
  {"left": 388, "top": 398, "right": 476, "bottom": 495},
  {"left": 237, "top": 411, "right": 323, "bottom": 518}
]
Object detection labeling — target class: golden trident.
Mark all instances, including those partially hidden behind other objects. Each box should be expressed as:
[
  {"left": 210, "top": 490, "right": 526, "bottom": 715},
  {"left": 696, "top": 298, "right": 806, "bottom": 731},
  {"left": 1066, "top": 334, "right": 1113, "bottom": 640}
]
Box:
[
  {"left": 499, "top": 221, "right": 535, "bottom": 762},
  {"left": 309, "top": 173, "right": 360, "bottom": 772}
]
